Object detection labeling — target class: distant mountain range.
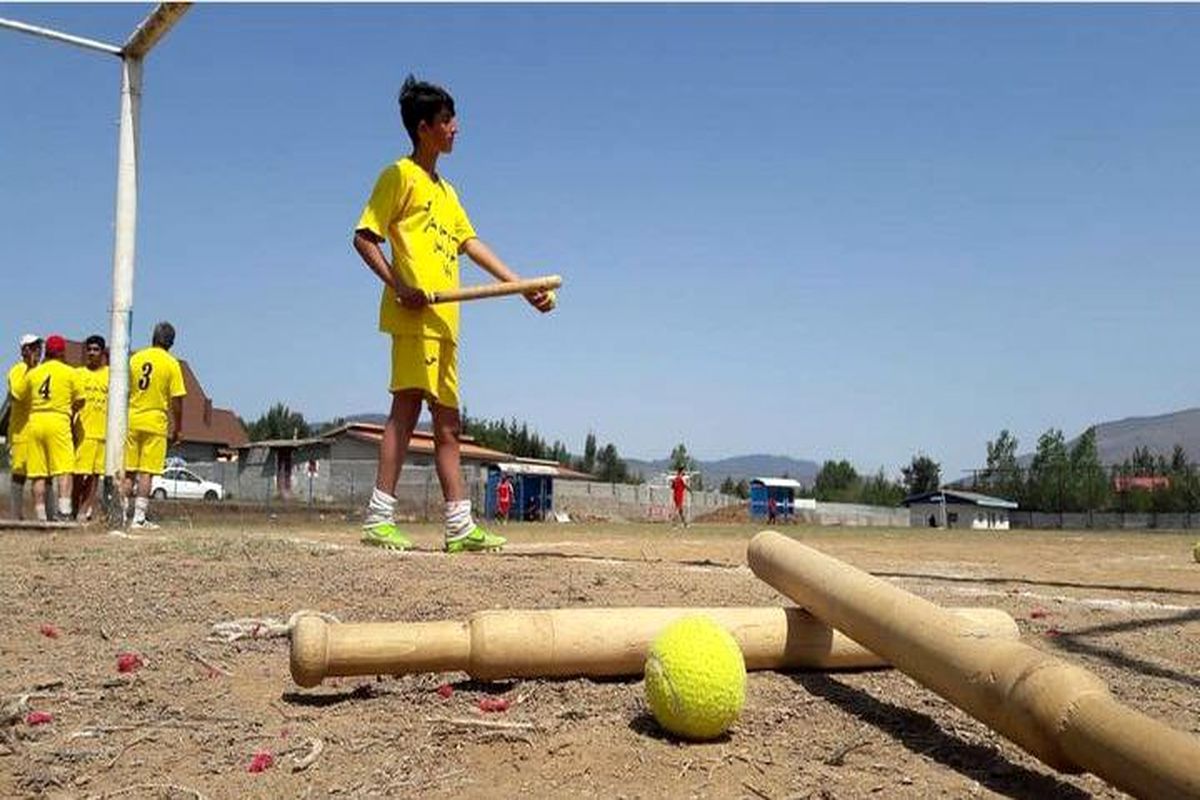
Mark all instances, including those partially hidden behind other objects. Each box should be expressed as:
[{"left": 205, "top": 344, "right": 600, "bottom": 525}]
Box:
[{"left": 1016, "top": 407, "right": 1200, "bottom": 467}]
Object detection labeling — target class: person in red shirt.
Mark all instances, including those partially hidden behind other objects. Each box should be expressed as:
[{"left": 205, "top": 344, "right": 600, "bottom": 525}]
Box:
[
  {"left": 670, "top": 467, "right": 692, "bottom": 527},
  {"left": 767, "top": 495, "right": 778, "bottom": 524},
  {"left": 496, "top": 474, "right": 513, "bottom": 524}
]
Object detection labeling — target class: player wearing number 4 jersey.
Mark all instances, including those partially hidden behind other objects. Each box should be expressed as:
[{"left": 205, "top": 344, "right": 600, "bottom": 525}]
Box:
[
  {"left": 17, "top": 335, "right": 80, "bottom": 521},
  {"left": 123, "top": 322, "right": 186, "bottom": 530}
]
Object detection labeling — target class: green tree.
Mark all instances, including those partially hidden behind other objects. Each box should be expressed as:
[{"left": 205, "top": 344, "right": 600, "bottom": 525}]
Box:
[
  {"left": 581, "top": 432, "right": 597, "bottom": 474},
  {"left": 734, "top": 478, "right": 750, "bottom": 500},
  {"left": 596, "top": 443, "right": 630, "bottom": 483},
  {"left": 314, "top": 416, "right": 346, "bottom": 435},
  {"left": 984, "top": 429, "right": 1022, "bottom": 502},
  {"left": 901, "top": 453, "right": 941, "bottom": 495},
  {"left": 669, "top": 443, "right": 695, "bottom": 473},
  {"left": 1068, "top": 427, "right": 1108, "bottom": 511},
  {"left": 814, "top": 460, "right": 858, "bottom": 501},
  {"left": 1028, "top": 429, "right": 1069, "bottom": 511},
  {"left": 860, "top": 468, "right": 905, "bottom": 507},
  {"left": 720, "top": 476, "right": 736, "bottom": 496},
  {"left": 247, "top": 403, "right": 310, "bottom": 441}
]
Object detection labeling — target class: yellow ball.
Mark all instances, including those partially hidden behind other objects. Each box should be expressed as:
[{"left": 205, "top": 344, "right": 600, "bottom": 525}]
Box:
[{"left": 643, "top": 616, "right": 746, "bottom": 740}]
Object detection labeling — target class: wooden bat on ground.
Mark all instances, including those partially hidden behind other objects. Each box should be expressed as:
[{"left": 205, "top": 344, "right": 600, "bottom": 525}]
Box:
[
  {"left": 429, "top": 275, "right": 561, "bottom": 304},
  {"left": 289, "top": 605, "right": 1018, "bottom": 687},
  {"left": 747, "top": 531, "right": 1200, "bottom": 800}
]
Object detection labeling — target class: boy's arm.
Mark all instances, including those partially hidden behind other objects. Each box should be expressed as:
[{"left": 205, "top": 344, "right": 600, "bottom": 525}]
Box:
[
  {"left": 352, "top": 229, "right": 429, "bottom": 309},
  {"left": 461, "top": 238, "right": 554, "bottom": 313}
]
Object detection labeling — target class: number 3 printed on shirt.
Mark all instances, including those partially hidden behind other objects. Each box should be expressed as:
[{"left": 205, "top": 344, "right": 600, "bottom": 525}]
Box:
[{"left": 138, "top": 362, "right": 153, "bottom": 390}]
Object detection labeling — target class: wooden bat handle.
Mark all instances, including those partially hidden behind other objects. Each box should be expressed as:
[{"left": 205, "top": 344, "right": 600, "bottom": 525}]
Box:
[
  {"left": 747, "top": 531, "right": 1200, "bottom": 798},
  {"left": 289, "top": 606, "right": 1017, "bottom": 687},
  {"left": 429, "top": 275, "right": 561, "bottom": 304}
]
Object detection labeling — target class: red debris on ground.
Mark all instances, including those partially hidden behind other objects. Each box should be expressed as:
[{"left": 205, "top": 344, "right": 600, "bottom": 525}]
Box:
[
  {"left": 478, "top": 697, "right": 510, "bottom": 713},
  {"left": 116, "top": 652, "right": 144, "bottom": 673},
  {"left": 39, "top": 624, "right": 60, "bottom": 639},
  {"left": 247, "top": 751, "right": 274, "bottom": 773},
  {"left": 1029, "top": 608, "right": 1049, "bottom": 619},
  {"left": 1044, "top": 627, "right": 1061, "bottom": 638},
  {"left": 436, "top": 683, "right": 454, "bottom": 699},
  {"left": 25, "top": 711, "right": 53, "bottom": 726}
]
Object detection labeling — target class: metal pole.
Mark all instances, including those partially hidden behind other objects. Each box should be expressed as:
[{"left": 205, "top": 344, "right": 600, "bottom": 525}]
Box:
[
  {"left": 0, "top": 17, "right": 122, "bottom": 55},
  {"left": 103, "top": 55, "right": 142, "bottom": 526}
]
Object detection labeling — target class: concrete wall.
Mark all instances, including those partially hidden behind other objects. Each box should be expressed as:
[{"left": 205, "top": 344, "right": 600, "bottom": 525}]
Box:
[
  {"left": 1009, "top": 510, "right": 1200, "bottom": 530},
  {"left": 551, "top": 480, "right": 734, "bottom": 522},
  {"left": 807, "top": 501, "right": 910, "bottom": 528}
]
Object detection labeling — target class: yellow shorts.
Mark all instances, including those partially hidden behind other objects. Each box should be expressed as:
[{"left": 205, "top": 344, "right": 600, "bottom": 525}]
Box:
[
  {"left": 9, "top": 438, "right": 28, "bottom": 476},
  {"left": 75, "top": 438, "right": 106, "bottom": 476},
  {"left": 125, "top": 429, "right": 167, "bottom": 475},
  {"left": 390, "top": 335, "right": 459, "bottom": 408},
  {"left": 25, "top": 414, "right": 75, "bottom": 478}
]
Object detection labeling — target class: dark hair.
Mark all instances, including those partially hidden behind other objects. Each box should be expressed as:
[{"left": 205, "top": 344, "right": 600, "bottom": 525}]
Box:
[
  {"left": 398, "top": 74, "right": 455, "bottom": 146},
  {"left": 152, "top": 321, "right": 176, "bottom": 350},
  {"left": 85, "top": 334, "right": 106, "bottom": 350}
]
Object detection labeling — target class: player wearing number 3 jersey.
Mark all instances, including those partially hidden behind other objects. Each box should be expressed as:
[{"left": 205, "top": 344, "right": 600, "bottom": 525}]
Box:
[
  {"left": 124, "top": 322, "right": 187, "bottom": 529},
  {"left": 17, "top": 335, "right": 80, "bottom": 521}
]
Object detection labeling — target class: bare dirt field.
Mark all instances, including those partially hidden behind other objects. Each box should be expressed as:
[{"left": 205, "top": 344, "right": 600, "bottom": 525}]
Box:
[{"left": 2, "top": 517, "right": 1198, "bottom": 799}]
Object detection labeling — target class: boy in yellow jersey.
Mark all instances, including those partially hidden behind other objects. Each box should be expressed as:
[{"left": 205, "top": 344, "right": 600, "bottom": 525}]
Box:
[
  {"left": 17, "top": 335, "right": 80, "bottom": 521},
  {"left": 72, "top": 335, "right": 109, "bottom": 523},
  {"left": 124, "top": 322, "right": 186, "bottom": 530},
  {"left": 6, "top": 333, "right": 42, "bottom": 519},
  {"left": 353, "top": 75, "right": 554, "bottom": 552}
]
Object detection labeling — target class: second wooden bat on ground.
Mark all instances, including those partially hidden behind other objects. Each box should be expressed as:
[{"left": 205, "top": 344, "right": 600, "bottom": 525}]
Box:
[{"left": 290, "top": 605, "right": 1017, "bottom": 687}]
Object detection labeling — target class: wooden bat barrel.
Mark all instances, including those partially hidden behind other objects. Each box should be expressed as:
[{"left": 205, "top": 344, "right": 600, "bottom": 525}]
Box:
[{"left": 747, "top": 530, "right": 1200, "bottom": 799}]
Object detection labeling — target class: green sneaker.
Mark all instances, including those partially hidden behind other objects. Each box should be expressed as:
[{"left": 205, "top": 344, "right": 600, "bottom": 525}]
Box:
[
  {"left": 445, "top": 525, "right": 506, "bottom": 554},
  {"left": 361, "top": 521, "right": 413, "bottom": 551}
]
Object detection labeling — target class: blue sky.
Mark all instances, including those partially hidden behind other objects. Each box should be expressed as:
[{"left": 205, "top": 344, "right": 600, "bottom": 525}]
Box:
[{"left": 3, "top": 3, "right": 1199, "bottom": 480}]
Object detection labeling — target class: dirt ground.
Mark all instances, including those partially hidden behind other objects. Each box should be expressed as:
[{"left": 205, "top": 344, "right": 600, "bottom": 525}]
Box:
[{"left": 1, "top": 517, "right": 1197, "bottom": 799}]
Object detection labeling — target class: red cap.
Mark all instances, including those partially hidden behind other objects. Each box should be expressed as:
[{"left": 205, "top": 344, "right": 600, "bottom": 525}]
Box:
[{"left": 45, "top": 335, "right": 66, "bottom": 355}]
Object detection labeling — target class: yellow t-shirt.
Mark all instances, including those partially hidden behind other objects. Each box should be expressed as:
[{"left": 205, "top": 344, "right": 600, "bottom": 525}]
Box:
[
  {"left": 23, "top": 359, "right": 80, "bottom": 417},
  {"left": 128, "top": 347, "right": 186, "bottom": 435},
  {"left": 6, "top": 362, "right": 32, "bottom": 441},
  {"left": 355, "top": 157, "right": 477, "bottom": 342},
  {"left": 75, "top": 365, "right": 109, "bottom": 441}
]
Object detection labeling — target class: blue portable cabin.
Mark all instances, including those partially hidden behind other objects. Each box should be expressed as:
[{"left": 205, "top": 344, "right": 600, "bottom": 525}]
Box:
[
  {"left": 749, "top": 477, "right": 804, "bottom": 520},
  {"left": 484, "top": 460, "right": 559, "bottom": 521}
]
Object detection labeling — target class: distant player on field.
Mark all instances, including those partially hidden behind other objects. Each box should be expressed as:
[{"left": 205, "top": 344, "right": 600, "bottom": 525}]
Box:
[
  {"left": 671, "top": 467, "right": 692, "bottom": 527},
  {"left": 6, "top": 333, "right": 42, "bottom": 519},
  {"left": 17, "top": 335, "right": 80, "bottom": 521},
  {"left": 496, "top": 474, "right": 514, "bottom": 524},
  {"left": 352, "top": 75, "right": 554, "bottom": 552},
  {"left": 72, "top": 335, "right": 109, "bottom": 523},
  {"left": 124, "top": 322, "right": 186, "bottom": 530}
]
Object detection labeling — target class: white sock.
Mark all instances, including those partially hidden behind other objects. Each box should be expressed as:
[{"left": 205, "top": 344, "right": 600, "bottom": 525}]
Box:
[
  {"left": 444, "top": 499, "right": 474, "bottom": 540},
  {"left": 121, "top": 495, "right": 129, "bottom": 522},
  {"left": 35, "top": 502, "right": 47, "bottom": 522},
  {"left": 364, "top": 488, "right": 396, "bottom": 526},
  {"left": 133, "top": 496, "right": 148, "bottom": 524},
  {"left": 57, "top": 497, "right": 72, "bottom": 518}
]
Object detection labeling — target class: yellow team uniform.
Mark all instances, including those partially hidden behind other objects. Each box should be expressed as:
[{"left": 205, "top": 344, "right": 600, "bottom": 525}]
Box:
[
  {"left": 356, "top": 157, "right": 477, "bottom": 408},
  {"left": 74, "top": 365, "right": 109, "bottom": 475},
  {"left": 125, "top": 347, "right": 186, "bottom": 475},
  {"left": 6, "top": 362, "right": 32, "bottom": 475},
  {"left": 21, "top": 359, "right": 80, "bottom": 478}
]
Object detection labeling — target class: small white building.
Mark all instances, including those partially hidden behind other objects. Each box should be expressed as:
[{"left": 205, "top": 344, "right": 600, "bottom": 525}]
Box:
[{"left": 902, "top": 489, "right": 1017, "bottom": 530}]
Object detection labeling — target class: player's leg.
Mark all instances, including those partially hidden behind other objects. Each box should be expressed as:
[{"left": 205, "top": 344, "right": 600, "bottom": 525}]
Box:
[
  {"left": 130, "top": 430, "right": 164, "bottom": 529},
  {"left": 48, "top": 418, "right": 75, "bottom": 520},
  {"left": 9, "top": 440, "right": 27, "bottom": 519},
  {"left": 26, "top": 420, "right": 51, "bottom": 521},
  {"left": 362, "top": 389, "right": 421, "bottom": 549},
  {"left": 122, "top": 429, "right": 142, "bottom": 526},
  {"left": 431, "top": 401, "right": 504, "bottom": 553}
]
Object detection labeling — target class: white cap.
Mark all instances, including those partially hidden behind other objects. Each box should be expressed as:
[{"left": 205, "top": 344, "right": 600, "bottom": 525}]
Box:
[{"left": 19, "top": 333, "right": 41, "bottom": 347}]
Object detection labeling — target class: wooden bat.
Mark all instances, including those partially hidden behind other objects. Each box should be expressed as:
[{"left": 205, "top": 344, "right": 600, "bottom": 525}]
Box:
[
  {"left": 747, "top": 531, "right": 1200, "bottom": 799},
  {"left": 428, "top": 275, "right": 561, "bottom": 304},
  {"left": 289, "top": 605, "right": 1017, "bottom": 687}
]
